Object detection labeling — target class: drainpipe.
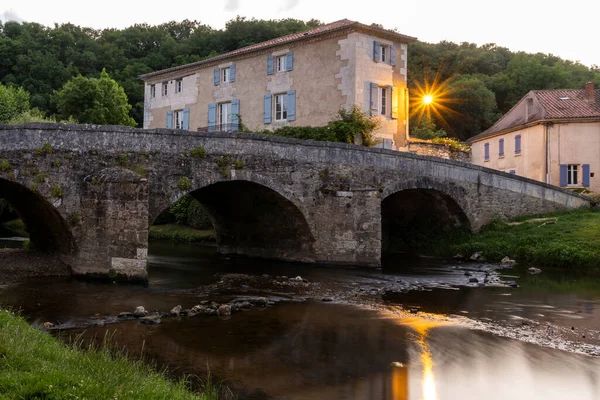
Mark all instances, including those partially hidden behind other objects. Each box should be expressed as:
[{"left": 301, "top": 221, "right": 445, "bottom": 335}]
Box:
[
  {"left": 545, "top": 124, "right": 550, "bottom": 183},
  {"left": 405, "top": 87, "right": 410, "bottom": 142}
]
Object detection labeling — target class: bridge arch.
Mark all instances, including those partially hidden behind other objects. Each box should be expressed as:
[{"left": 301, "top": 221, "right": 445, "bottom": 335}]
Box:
[
  {"left": 154, "top": 177, "right": 316, "bottom": 263},
  {"left": 0, "top": 177, "right": 75, "bottom": 254},
  {"left": 381, "top": 177, "right": 471, "bottom": 255}
]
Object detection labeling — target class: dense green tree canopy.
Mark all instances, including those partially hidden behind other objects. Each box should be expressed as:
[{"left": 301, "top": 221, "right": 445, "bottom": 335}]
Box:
[
  {"left": 0, "top": 83, "right": 29, "bottom": 123},
  {"left": 53, "top": 69, "right": 136, "bottom": 126}
]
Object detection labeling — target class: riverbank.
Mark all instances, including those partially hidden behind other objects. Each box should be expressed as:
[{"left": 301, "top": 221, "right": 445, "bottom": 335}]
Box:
[
  {"left": 149, "top": 224, "right": 216, "bottom": 243},
  {"left": 0, "top": 309, "right": 219, "bottom": 399},
  {"left": 0, "top": 248, "right": 70, "bottom": 284},
  {"left": 436, "top": 208, "right": 600, "bottom": 270}
]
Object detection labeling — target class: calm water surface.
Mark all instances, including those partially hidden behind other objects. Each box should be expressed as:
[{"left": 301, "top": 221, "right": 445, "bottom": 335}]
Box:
[{"left": 1, "top": 241, "right": 600, "bottom": 399}]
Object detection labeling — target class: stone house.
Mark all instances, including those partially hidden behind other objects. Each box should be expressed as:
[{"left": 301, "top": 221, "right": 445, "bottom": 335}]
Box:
[
  {"left": 139, "top": 19, "right": 416, "bottom": 150},
  {"left": 469, "top": 82, "right": 600, "bottom": 191}
]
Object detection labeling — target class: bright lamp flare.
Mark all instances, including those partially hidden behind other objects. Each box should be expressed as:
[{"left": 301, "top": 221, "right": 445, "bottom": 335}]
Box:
[{"left": 423, "top": 94, "right": 434, "bottom": 105}]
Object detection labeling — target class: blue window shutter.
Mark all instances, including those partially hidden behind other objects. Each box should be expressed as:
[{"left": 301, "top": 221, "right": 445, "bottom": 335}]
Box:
[
  {"left": 183, "top": 108, "right": 190, "bottom": 130},
  {"left": 286, "top": 51, "right": 294, "bottom": 71},
  {"left": 390, "top": 45, "right": 397, "bottom": 66},
  {"left": 484, "top": 143, "right": 489, "bottom": 160},
  {"left": 373, "top": 41, "right": 381, "bottom": 62},
  {"left": 208, "top": 103, "right": 216, "bottom": 132},
  {"left": 264, "top": 94, "right": 272, "bottom": 124},
  {"left": 515, "top": 135, "right": 521, "bottom": 154},
  {"left": 583, "top": 164, "right": 591, "bottom": 187},
  {"left": 267, "top": 56, "right": 274, "bottom": 75},
  {"left": 230, "top": 63, "right": 236, "bottom": 82},
  {"left": 560, "top": 164, "right": 568, "bottom": 186},
  {"left": 287, "top": 90, "right": 296, "bottom": 121},
  {"left": 499, "top": 139, "right": 504, "bottom": 156},
  {"left": 231, "top": 99, "right": 240, "bottom": 131},
  {"left": 166, "top": 110, "right": 173, "bottom": 129},
  {"left": 213, "top": 68, "right": 220, "bottom": 86}
]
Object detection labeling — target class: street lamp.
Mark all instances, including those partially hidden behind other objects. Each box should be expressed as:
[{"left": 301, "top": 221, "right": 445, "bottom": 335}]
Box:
[{"left": 423, "top": 94, "right": 434, "bottom": 105}]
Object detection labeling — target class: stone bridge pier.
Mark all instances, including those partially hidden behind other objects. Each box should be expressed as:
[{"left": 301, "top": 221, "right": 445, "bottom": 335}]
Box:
[{"left": 0, "top": 123, "right": 590, "bottom": 281}]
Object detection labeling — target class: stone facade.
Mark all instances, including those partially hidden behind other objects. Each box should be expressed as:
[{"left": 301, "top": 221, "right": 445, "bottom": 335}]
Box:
[
  {"left": 408, "top": 139, "right": 471, "bottom": 162},
  {"left": 141, "top": 20, "right": 414, "bottom": 150},
  {"left": 0, "top": 123, "right": 590, "bottom": 281}
]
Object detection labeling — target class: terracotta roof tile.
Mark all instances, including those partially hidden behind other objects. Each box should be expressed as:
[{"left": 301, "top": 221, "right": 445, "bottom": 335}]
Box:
[
  {"left": 139, "top": 19, "right": 416, "bottom": 80},
  {"left": 469, "top": 88, "right": 600, "bottom": 142}
]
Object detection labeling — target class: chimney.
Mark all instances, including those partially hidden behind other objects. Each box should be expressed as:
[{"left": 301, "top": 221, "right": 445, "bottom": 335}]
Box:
[{"left": 585, "top": 82, "right": 595, "bottom": 102}]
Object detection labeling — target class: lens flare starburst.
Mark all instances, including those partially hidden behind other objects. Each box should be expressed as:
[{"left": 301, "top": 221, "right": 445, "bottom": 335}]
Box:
[{"left": 410, "top": 72, "right": 462, "bottom": 133}]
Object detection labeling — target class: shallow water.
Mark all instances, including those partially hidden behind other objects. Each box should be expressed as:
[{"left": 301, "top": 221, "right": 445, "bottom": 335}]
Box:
[{"left": 2, "top": 241, "right": 600, "bottom": 399}]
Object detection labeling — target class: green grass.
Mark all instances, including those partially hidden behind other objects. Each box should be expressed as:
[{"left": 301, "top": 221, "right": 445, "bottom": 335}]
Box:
[
  {"left": 436, "top": 208, "right": 600, "bottom": 270},
  {"left": 0, "top": 309, "right": 220, "bottom": 399},
  {"left": 149, "top": 224, "right": 216, "bottom": 243},
  {"left": 0, "top": 219, "right": 28, "bottom": 238}
]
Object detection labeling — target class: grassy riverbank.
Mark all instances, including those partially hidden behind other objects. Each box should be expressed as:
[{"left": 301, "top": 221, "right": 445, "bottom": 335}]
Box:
[
  {"left": 438, "top": 208, "right": 600, "bottom": 270},
  {"left": 0, "top": 219, "right": 27, "bottom": 238},
  {"left": 0, "top": 309, "right": 219, "bottom": 399},
  {"left": 149, "top": 224, "right": 216, "bottom": 243}
]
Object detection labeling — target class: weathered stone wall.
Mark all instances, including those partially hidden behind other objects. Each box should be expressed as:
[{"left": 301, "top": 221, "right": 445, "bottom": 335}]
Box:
[
  {"left": 0, "top": 123, "right": 590, "bottom": 280},
  {"left": 408, "top": 140, "right": 471, "bottom": 162}
]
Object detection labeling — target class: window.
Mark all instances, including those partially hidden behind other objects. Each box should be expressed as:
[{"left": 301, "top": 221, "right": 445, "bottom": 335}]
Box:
[
  {"left": 162, "top": 82, "right": 168, "bottom": 96},
  {"left": 379, "top": 45, "right": 387, "bottom": 63},
  {"left": 277, "top": 55, "right": 286, "bottom": 72},
  {"left": 150, "top": 84, "right": 156, "bottom": 98},
  {"left": 567, "top": 164, "right": 578, "bottom": 186},
  {"left": 218, "top": 102, "right": 231, "bottom": 129},
  {"left": 176, "top": 79, "right": 182, "bottom": 93},
  {"left": 515, "top": 134, "right": 522, "bottom": 154},
  {"left": 174, "top": 110, "right": 184, "bottom": 129},
  {"left": 275, "top": 94, "right": 288, "bottom": 121},
  {"left": 484, "top": 143, "right": 490, "bottom": 161},
  {"left": 380, "top": 87, "right": 387, "bottom": 116},
  {"left": 499, "top": 138, "right": 504, "bottom": 157},
  {"left": 222, "top": 67, "right": 231, "bottom": 83}
]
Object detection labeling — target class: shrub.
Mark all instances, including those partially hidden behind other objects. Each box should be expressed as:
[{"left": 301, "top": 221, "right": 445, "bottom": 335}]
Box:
[
  {"left": 177, "top": 177, "right": 191, "bottom": 191},
  {"left": 190, "top": 146, "right": 207, "bottom": 158},
  {"left": 35, "top": 172, "right": 47, "bottom": 183},
  {"left": 430, "top": 137, "right": 471, "bottom": 152},
  {"left": 51, "top": 184, "right": 63, "bottom": 198},
  {"left": 1, "top": 160, "right": 11, "bottom": 172},
  {"left": 187, "top": 199, "right": 212, "bottom": 229}
]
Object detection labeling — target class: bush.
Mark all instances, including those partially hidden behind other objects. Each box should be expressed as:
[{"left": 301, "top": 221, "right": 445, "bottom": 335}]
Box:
[
  {"left": 263, "top": 106, "right": 380, "bottom": 146},
  {"left": 187, "top": 199, "right": 212, "bottom": 229}
]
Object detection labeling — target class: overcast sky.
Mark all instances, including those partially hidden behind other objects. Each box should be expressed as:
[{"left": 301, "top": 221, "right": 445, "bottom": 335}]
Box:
[{"left": 2, "top": 0, "right": 598, "bottom": 67}]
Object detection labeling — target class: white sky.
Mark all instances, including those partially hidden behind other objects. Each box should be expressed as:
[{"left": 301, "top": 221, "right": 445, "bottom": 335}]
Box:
[{"left": 2, "top": 0, "right": 598, "bottom": 67}]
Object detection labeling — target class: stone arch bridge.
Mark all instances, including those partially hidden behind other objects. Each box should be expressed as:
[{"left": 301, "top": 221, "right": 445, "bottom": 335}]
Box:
[{"left": 0, "top": 123, "right": 589, "bottom": 281}]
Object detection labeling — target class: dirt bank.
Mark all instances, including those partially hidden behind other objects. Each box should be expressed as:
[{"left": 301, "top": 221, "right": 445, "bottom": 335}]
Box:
[{"left": 0, "top": 249, "right": 71, "bottom": 285}]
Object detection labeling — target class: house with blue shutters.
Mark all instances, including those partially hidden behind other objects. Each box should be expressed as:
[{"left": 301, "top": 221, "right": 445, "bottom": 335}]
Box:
[
  {"left": 139, "top": 19, "right": 417, "bottom": 150},
  {"left": 469, "top": 82, "right": 600, "bottom": 191}
]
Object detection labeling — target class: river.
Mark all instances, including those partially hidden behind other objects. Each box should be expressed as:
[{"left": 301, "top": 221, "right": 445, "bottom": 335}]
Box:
[{"left": 1, "top": 240, "right": 600, "bottom": 399}]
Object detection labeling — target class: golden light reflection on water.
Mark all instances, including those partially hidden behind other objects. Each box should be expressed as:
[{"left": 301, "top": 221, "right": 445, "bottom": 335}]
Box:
[{"left": 401, "top": 317, "right": 451, "bottom": 400}]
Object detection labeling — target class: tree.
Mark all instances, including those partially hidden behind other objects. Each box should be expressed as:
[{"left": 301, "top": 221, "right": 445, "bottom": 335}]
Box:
[
  {"left": 410, "top": 116, "right": 447, "bottom": 140},
  {"left": 0, "top": 83, "right": 29, "bottom": 122},
  {"left": 53, "top": 69, "right": 136, "bottom": 126},
  {"left": 442, "top": 75, "right": 498, "bottom": 140}
]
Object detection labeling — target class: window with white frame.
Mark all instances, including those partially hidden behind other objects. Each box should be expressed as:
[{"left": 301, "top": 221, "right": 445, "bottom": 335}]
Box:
[
  {"left": 568, "top": 164, "right": 578, "bottom": 186},
  {"left": 274, "top": 94, "right": 288, "bottom": 121},
  {"left": 176, "top": 79, "right": 182, "bottom": 93},
  {"left": 222, "top": 67, "right": 231, "bottom": 83},
  {"left": 379, "top": 44, "right": 388, "bottom": 63},
  {"left": 174, "top": 110, "right": 184, "bottom": 129},
  {"left": 218, "top": 102, "right": 231, "bottom": 129},
  {"left": 150, "top": 84, "right": 156, "bottom": 98},
  {"left": 371, "top": 85, "right": 391, "bottom": 117},
  {"left": 276, "top": 55, "right": 287, "bottom": 72},
  {"left": 380, "top": 87, "right": 388, "bottom": 116},
  {"left": 162, "top": 82, "right": 168, "bottom": 96}
]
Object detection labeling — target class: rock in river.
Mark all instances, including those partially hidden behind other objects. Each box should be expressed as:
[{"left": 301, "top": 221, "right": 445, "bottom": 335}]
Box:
[
  {"left": 217, "top": 304, "right": 232, "bottom": 317},
  {"left": 133, "top": 306, "right": 147, "bottom": 318},
  {"left": 139, "top": 315, "right": 161, "bottom": 325},
  {"left": 170, "top": 305, "right": 182, "bottom": 316}
]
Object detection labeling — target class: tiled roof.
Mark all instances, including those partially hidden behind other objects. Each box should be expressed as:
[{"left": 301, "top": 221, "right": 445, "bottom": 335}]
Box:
[
  {"left": 535, "top": 89, "right": 600, "bottom": 119},
  {"left": 139, "top": 19, "right": 417, "bottom": 80},
  {"left": 469, "top": 88, "right": 600, "bottom": 142}
]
